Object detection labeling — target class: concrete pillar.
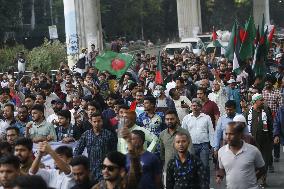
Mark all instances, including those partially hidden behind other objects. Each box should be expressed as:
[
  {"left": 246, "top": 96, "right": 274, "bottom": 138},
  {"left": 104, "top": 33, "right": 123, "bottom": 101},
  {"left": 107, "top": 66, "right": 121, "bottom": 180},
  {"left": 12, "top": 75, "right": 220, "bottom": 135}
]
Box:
[
  {"left": 253, "top": 0, "right": 270, "bottom": 27},
  {"left": 63, "top": 0, "right": 79, "bottom": 68},
  {"left": 63, "top": 0, "right": 103, "bottom": 67},
  {"left": 176, "top": 0, "right": 202, "bottom": 39},
  {"left": 77, "top": 0, "right": 103, "bottom": 52}
]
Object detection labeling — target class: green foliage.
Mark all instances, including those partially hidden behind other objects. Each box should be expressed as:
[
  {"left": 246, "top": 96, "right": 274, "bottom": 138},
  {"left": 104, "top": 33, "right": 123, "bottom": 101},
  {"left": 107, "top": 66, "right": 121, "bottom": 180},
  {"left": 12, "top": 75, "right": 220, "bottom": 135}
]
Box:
[
  {"left": 27, "top": 38, "right": 67, "bottom": 72},
  {"left": 0, "top": 44, "right": 28, "bottom": 72}
]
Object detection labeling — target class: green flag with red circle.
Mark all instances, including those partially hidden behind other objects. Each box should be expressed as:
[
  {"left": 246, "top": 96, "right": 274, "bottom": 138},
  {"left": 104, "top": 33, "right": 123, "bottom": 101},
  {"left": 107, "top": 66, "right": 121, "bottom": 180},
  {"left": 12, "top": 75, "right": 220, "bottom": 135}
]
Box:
[{"left": 94, "top": 51, "right": 134, "bottom": 78}]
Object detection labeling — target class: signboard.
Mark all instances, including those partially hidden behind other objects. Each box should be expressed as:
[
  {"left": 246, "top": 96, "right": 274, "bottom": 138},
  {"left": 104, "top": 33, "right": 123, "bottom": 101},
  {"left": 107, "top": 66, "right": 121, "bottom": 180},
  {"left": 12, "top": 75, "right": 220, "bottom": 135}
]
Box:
[{"left": 49, "top": 25, "right": 58, "bottom": 39}]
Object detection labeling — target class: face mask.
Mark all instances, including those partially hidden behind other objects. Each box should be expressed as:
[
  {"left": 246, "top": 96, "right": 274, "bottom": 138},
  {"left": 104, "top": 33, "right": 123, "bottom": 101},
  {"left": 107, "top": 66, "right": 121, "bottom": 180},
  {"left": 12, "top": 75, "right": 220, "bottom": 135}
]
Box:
[{"left": 153, "top": 90, "right": 161, "bottom": 98}]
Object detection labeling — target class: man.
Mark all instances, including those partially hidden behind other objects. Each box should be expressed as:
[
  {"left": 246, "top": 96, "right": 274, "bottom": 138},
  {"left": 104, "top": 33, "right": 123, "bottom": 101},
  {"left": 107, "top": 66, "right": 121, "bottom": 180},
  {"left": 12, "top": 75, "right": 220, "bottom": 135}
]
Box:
[
  {"left": 214, "top": 100, "right": 238, "bottom": 153},
  {"left": 262, "top": 75, "right": 283, "bottom": 162},
  {"left": 154, "top": 85, "right": 176, "bottom": 114},
  {"left": 46, "top": 99, "right": 65, "bottom": 124},
  {"left": 117, "top": 110, "right": 158, "bottom": 154},
  {"left": 24, "top": 95, "right": 36, "bottom": 113},
  {"left": 15, "top": 105, "right": 31, "bottom": 135},
  {"left": 0, "top": 142, "right": 12, "bottom": 158},
  {"left": 181, "top": 69, "right": 197, "bottom": 100},
  {"left": 130, "top": 90, "right": 145, "bottom": 117},
  {"left": 197, "top": 87, "right": 220, "bottom": 129},
  {"left": 208, "top": 80, "right": 228, "bottom": 116},
  {"left": 182, "top": 98, "right": 214, "bottom": 182},
  {"left": 217, "top": 122, "right": 266, "bottom": 188},
  {"left": 0, "top": 104, "right": 17, "bottom": 138},
  {"left": 246, "top": 93, "right": 273, "bottom": 186},
  {"left": 56, "top": 110, "right": 78, "bottom": 142},
  {"left": 226, "top": 79, "right": 241, "bottom": 113},
  {"left": 273, "top": 104, "right": 284, "bottom": 162},
  {"left": 0, "top": 155, "right": 21, "bottom": 189},
  {"left": 137, "top": 96, "right": 164, "bottom": 137},
  {"left": 70, "top": 155, "right": 94, "bottom": 189},
  {"left": 175, "top": 77, "right": 192, "bottom": 100},
  {"left": 26, "top": 104, "right": 57, "bottom": 143},
  {"left": 6, "top": 127, "right": 20, "bottom": 147},
  {"left": 92, "top": 151, "right": 129, "bottom": 189},
  {"left": 262, "top": 75, "right": 283, "bottom": 116},
  {"left": 11, "top": 175, "right": 48, "bottom": 189},
  {"left": 169, "top": 87, "right": 191, "bottom": 123},
  {"left": 14, "top": 137, "right": 34, "bottom": 174},
  {"left": 166, "top": 132, "right": 208, "bottom": 189},
  {"left": 29, "top": 142, "right": 75, "bottom": 189},
  {"left": 125, "top": 130, "right": 162, "bottom": 189},
  {"left": 40, "top": 83, "right": 60, "bottom": 118},
  {"left": 74, "top": 112, "right": 117, "bottom": 181},
  {"left": 159, "top": 109, "right": 190, "bottom": 170},
  {"left": 16, "top": 52, "right": 26, "bottom": 73}
]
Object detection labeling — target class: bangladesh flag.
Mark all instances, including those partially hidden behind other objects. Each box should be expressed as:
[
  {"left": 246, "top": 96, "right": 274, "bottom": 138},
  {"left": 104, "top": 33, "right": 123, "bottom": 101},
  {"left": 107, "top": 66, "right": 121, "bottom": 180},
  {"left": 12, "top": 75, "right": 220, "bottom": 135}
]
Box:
[
  {"left": 95, "top": 51, "right": 134, "bottom": 78},
  {"left": 155, "top": 51, "right": 163, "bottom": 85},
  {"left": 252, "top": 15, "right": 268, "bottom": 77},
  {"left": 212, "top": 26, "right": 222, "bottom": 47},
  {"left": 239, "top": 16, "right": 256, "bottom": 61},
  {"left": 225, "top": 22, "right": 237, "bottom": 61}
]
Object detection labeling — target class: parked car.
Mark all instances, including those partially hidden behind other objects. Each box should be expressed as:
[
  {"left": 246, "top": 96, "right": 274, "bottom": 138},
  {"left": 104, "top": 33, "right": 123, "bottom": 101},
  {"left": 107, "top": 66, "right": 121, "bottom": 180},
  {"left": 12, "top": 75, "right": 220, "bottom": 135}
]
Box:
[
  {"left": 180, "top": 37, "right": 204, "bottom": 56},
  {"left": 164, "top": 43, "right": 193, "bottom": 60}
]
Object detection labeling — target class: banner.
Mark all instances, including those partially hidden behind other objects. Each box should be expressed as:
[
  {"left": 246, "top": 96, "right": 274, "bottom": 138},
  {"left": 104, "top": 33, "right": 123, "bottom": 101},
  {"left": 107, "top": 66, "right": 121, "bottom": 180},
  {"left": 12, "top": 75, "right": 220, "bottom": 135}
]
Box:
[{"left": 33, "top": 142, "right": 87, "bottom": 168}]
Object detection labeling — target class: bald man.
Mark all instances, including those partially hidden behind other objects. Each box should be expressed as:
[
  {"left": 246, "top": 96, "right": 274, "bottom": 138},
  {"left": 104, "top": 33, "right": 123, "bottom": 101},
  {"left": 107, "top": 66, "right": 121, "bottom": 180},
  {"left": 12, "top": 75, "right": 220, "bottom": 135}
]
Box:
[{"left": 117, "top": 110, "right": 158, "bottom": 154}]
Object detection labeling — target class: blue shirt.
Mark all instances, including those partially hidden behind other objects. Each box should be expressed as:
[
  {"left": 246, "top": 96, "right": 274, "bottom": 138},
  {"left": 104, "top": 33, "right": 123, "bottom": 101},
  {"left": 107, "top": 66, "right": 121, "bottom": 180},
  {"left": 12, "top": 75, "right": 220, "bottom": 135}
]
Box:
[
  {"left": 136, "top": 112, "right": 164, "bottom": 136},
  {"left": 126, "top": 151, "right": 161, "bottom": 189},
  {"left": 214, "top": 114, "right": 234, "bottom": 150}
]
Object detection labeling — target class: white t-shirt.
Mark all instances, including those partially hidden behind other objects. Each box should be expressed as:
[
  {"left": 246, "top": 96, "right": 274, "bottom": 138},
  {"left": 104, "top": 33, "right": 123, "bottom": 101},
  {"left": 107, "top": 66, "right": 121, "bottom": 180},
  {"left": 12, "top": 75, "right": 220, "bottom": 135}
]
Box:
[
  {"left": 173, "top": 96, "right": 191, "bottom": 122},
  {"left": 31, "top": 168, "right": 75, "bottom": 189}
]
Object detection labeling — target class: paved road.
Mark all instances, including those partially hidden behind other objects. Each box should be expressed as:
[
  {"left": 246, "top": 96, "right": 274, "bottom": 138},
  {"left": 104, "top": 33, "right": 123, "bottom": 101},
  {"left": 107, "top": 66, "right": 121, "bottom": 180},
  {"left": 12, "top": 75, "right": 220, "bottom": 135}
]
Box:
[{"left": 209, "top": 147, "right": 284, "bottom": 189}]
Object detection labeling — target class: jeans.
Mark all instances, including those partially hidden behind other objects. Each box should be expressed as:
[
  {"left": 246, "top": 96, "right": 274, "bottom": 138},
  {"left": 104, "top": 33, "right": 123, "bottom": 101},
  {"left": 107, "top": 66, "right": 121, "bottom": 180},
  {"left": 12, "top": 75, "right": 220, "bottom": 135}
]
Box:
[{"left": 193, "top": 142, "right": 210, "bottom": 183}]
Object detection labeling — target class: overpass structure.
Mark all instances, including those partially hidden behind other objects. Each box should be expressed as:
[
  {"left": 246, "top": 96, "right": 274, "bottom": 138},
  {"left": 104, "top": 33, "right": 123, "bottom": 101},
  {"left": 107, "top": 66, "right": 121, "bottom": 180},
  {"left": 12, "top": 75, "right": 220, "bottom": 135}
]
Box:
[{"left": 63, "top": 0, "right": 270, "bottom": 67}]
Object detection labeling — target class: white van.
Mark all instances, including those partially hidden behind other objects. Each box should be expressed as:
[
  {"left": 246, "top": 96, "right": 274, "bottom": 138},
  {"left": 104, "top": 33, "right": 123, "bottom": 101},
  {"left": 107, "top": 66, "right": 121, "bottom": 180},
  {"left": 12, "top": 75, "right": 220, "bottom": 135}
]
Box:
[
  {"left": 180, "top": 37, "right": 205, "bottom": 56},
  {"left": 164, "top": 43, "right": 193, "bottom": 60}
]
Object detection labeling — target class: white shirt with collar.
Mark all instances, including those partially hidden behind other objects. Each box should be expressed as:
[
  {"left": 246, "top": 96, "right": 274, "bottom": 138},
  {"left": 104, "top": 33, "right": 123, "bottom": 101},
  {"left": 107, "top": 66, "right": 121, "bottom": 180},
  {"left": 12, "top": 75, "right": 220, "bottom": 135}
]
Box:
[
  {"left": 30, "top": 168, "right": 75, "bottom": 189},
  {"left": 182, "top": 113, "right": 215, "bottom": 146}
]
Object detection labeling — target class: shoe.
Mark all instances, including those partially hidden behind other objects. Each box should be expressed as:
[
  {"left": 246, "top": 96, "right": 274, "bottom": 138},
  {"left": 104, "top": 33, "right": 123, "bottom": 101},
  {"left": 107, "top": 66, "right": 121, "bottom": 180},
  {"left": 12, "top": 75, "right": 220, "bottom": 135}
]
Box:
[
  {"left": 269, "top": 165, "right": 274, "bottom": 173},
  {"left": 274, "top": 157, "right": 280, "bottom": 162}
]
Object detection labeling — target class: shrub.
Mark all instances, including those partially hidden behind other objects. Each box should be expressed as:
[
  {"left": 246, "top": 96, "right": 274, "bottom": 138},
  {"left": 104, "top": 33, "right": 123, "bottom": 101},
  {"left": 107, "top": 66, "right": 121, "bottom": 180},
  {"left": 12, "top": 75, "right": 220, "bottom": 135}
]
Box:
[
  {"left": 27, "top": 38, "right": 67, "bottom": 72},
  {"left": 0, "top": 44, "right": 28, "bottom": 72}
]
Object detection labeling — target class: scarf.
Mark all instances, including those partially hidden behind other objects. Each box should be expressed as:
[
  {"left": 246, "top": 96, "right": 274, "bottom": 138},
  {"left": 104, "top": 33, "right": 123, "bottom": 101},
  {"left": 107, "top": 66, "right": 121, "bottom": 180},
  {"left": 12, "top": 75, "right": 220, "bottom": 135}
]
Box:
[{"left": 247, "top": 107, "right": 268, "bottom": 133}]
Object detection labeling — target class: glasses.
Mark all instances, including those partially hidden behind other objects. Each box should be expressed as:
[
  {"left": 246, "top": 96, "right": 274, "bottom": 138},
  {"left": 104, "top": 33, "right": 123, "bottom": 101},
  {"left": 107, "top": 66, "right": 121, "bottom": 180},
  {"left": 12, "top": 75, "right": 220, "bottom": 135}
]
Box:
[{"left": 102, "top": 164, "right": 119, "bottom": 172}]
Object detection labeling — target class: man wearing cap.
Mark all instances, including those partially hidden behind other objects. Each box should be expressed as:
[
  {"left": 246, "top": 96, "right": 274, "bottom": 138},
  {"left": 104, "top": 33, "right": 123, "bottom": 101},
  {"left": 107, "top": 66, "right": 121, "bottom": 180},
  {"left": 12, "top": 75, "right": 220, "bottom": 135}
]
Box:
[
  {"left": 226, "top": 78, "right": 241, "bottom": 113},
  {"left": 245, "top": 93, "right": 273, "bottom": 187}
]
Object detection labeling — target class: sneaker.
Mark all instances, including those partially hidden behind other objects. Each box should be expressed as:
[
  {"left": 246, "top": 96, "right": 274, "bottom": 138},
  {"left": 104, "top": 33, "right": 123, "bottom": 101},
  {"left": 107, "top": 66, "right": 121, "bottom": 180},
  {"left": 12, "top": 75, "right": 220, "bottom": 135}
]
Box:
[
  {"left": 274, "top": 157, "right": 280, "bottom": 162},
  {"left": 269, "top": 165, "right": 274, "bottom": 173}
]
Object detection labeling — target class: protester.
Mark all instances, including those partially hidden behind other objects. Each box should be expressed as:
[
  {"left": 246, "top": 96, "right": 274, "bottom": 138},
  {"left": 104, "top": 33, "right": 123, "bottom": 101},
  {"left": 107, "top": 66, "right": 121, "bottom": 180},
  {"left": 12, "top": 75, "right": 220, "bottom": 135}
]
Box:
[
  {"left": 217, "top": 122, "right": 266, "bottom": 188},
  {"left": 166, "top": 132, "right": 208, "bottom": 189},
  {"left": 29, "top": 142, "right": 75, "bottom": 189}
]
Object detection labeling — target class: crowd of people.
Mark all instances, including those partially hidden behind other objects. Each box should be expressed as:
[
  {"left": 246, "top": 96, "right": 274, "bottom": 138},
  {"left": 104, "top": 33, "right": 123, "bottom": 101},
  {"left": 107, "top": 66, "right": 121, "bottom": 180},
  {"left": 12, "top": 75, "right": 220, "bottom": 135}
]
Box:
[{"left": 0, "top": 40, "right": 283, "bottom": 189}]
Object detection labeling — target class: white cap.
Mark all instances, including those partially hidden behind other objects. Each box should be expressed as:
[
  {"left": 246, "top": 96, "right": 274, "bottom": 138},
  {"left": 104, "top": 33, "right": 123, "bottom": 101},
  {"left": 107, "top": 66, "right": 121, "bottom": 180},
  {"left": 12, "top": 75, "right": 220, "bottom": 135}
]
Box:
[
  {"left": 276, "top": 53, "right": 282, "bottom": 59},
  {"left": 233, "top": 114, "right": 247, "bottom": 125},
  {"left": 227, "top": 79, "right": 236, "bottom": 84}
]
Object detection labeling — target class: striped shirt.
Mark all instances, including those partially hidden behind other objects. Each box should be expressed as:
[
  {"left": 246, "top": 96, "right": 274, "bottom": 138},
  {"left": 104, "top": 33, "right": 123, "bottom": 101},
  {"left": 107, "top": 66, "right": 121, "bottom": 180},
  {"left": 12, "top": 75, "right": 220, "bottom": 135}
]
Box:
[{"left": 74, "top": 129, "right": 117, "bottom": 181}]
